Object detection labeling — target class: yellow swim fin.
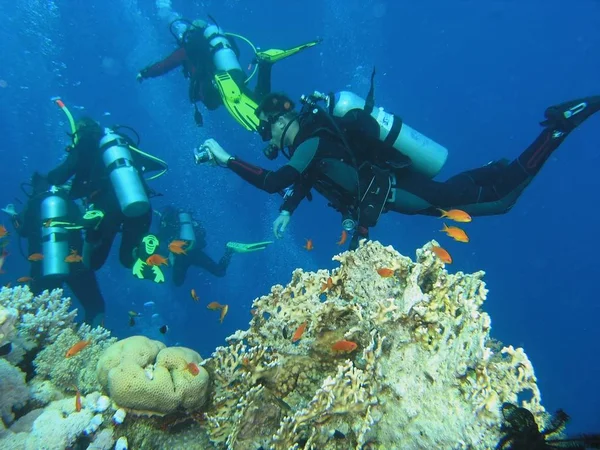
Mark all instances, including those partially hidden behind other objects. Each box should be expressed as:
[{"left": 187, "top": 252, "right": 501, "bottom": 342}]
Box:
[
  {"left": 214, "top": 71, "right": 260, "bottom": 131},
  {"left": 255, "top": 38, "right": 322, "bottom": 64}
]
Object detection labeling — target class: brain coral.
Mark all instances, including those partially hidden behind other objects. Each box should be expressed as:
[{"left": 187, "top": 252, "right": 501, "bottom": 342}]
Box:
[{"left": 96, "top": 336, "right": 209, "bottom": 415}]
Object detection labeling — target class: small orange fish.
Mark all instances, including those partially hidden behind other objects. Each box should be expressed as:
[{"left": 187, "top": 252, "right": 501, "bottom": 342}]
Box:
[
  {"left": 430, "top": 245, "right": 452, "bottom": 264},
  {"left": 146, "top": 254, "right": 168, "bottom": 266},
  {"left": 331, "top": 340, "right": 358, "bottom": 352},
  {"left": 190, "top": 289, "right": 199, "bottom": 302},
  {"left": 168, "top": 240, "right": 188, "bottom": 255},
  {"left": 219, "top": 304, "right": 229, "bottom": 324},
  {"left": 437, "top": 208, "right": 472, "bottom": 223},
  {"left": 207, "top": 301, "right": 223, "bottom": 310},
  {"left": 336, "top": 230, "right": 348, "bottom": 246},
  {"left": 292, "top": 322, "right": 307, "bottom": 343},
  {"left": 377, "top": 268, "right": 395, "bottom": 278},
  {"left": 441, "top": 223, "right": 469, "bottom": 243},
  {"left": 17, "top": 276, "right": 33, "bottom": 283},
  {"left": 74, "top": 385, "right": 81, "bottom": 412},
  {"left": 66, "top": 340, "right": 91, "bottom": 358},
  {"left": 0, "top": 225, "right": 8, "bottom": 238},
  {"left": 304, "top": 239, "right": 314, "bottom": 251},
  {"left": 187, "top": 362, "right": 200, "bottom": 376},
  {"left": 64, "top": 249, "right": 83, "bottom": 263},
  {"left": 28, "top": 253, "right": 44, "bottom": 262},
  {"left": 321, "top": 277, "right": 334, "bottom": 293}
]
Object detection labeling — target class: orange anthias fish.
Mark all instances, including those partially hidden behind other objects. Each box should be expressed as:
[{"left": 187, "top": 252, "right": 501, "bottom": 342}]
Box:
[
  {"left": 292, "top": 322, "right": 307, "bottom": 343},
  {"left": 207, "top": 301, "right": 223, "bottom": 310},
  {"left": 377, "top": 268, "right": 395, "bottom": 278},
  {"left": 190, "top": 289, "right": 199, "bottom": 302},
  {"left": 331, "top": 340, "right": 358, "bottom": 353},
  {"left": 146, "top": 254, "right": 168, "bottom": 266},
  {"left": 64, "top": 249, "right": 83, "bottom": 263},
  {"left": 66, "top": 340, "right": 91, "bottom": 358},
  {"left": 304, "top": 239, "right": 314, "bottom": 251},
  {"left": 430, "top": 245, "right": 452, "bottom": 264},
  {"left": 74, "top": 385, "right": 82, "bottom": 412},
  {"left": 437, "top": 208, "right": 472, "bottom": 223},
  {"left": 441, "top": 223, "right": 469, "bottom": 243},
  {"left": 28, "top": 253, "right": 44, "bottom": 262},
  {"left": 321, "top": 277, "right": 334, "bottom": 293},
  {"left": 168, "top": 240, "right": 188, "bottom": 255},
  {"left": 17, "top": 276, "right": 33, "bottom": 283},
  {"left": 0, "top": 225, "right": 8, "bottom": 238},
  {"left": 336, "top": 230, "right": 348, "bottom": 246},
  {"left": 187, "top": 362, "right": 200, "bottom": 376},
  {"left": 219, "top": 304, "right": 229, "bottom": 324}
]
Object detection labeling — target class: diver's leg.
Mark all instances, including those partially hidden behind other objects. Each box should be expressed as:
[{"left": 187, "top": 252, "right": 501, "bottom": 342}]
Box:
[
  {"left": 172, "top": 254, "right": 191, "bottom": 287},
  {"left": 191, "top": 248, "right": 233, "bottom": 278},
  {"left": 120, "top": 209, "right": 152, "bottom": 269},
  {"left": 66, "top": 266, "right": 106, "bottom": 325},
  {"left": 84, "top": 212, "right": 120, "bottom": 271},
  {"left": 254, "top": 62, "right": 273, "bottom": 102},
  {"left": 388, "top": 96, "right": 600, "bottom": 217}
]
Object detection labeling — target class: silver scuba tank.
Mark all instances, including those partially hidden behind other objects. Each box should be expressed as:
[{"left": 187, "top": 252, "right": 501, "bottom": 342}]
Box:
[
  {"left": 331, "top": 91, "right": 448, "bottom": 178},
  {"left": 40, "top": 189, "right": 69, "bottom": 278},
  {"left": 99, "top": 129, "right": 150, "bottom": 218},
  {"left": 178, "top": 212, "right": 196, "bottom": 242},
  {"left": 203, "top": 24, "right": 243, "bottom": 73}
]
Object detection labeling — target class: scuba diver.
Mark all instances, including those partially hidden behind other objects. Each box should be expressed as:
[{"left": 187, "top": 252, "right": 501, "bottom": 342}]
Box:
[
  {"left": 46, "top": 99, "right": 168, "bottom": 274},
  {"left": 194, "top": 77, "right": 600, "bottom": 249},
  {"left": 155, "top": 205, "right": 272, "bottom": 286},
  {"left": 2, "top": 172, "right": 106, "bottom": 325},
  {"left": 136, "top": 17, "right": 321, "bottom": 131}
]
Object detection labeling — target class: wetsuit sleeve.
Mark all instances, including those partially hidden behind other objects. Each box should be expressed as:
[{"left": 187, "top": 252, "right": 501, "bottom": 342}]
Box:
[
  {"left": 280, "top": 178, "right": 313, "bottom": 213},
  {"left": 226, "top": 137, "right": 320, "bottom": 194},
  {"left": 47, "top": 150, "right": 79, "bottom": 186},
  {"left": 139, "top": 48, "right": 188, "bottom": 78}
]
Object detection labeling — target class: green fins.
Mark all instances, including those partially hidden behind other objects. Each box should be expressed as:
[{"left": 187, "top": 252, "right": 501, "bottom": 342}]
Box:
[
  {"left": 226, "top": 241, "right": 273, "bottom": 253},
  {"left": 214, "top": 72, "right": 260, "bottom": 131},
  {"left": 255, "top": 38, "right": 322, "bottom": 64}
]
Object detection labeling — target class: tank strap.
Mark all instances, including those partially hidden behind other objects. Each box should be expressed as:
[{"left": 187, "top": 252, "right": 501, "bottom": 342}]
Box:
[
  {"left": 99, "top": 136, "right": 129, "bottom": 152},
  {"left": 383, "top": 114, "right": 403, "bottom": 147}
]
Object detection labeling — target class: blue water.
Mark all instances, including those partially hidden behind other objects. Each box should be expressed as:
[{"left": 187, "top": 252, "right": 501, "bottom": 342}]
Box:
[{"left": 1, "top": 0, "right": 598, "bottom": 436}]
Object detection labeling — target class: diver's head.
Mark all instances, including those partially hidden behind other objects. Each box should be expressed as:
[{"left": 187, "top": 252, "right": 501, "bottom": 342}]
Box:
[
  {"left": 256, "top": 93, "right": 299, "bottom": 155},
  {"left": 74, "top": 117, "right": 103, "bottom": 148}
]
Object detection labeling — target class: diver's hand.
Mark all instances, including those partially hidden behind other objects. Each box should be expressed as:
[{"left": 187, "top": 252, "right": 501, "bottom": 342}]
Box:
[
  {"left": 202, "top": 139, "right": 231, "bottom": 166},
  {"left": 1, "top": 204, "right": 16, "bottom": 217},
  {"left": 273, "top": 211, "right": 291, "bottom": 239},
  {"left": 136, "top": 73, "right": 144, "bottom": 83}
]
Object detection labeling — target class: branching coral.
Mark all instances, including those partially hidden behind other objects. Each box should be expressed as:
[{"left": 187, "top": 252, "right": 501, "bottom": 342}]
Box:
[
  {"left": 199, "top": 240, "right": 545, "bottom": 450},
  {"left": 0, "top": 358, "right": 29, "bottom": 426}
]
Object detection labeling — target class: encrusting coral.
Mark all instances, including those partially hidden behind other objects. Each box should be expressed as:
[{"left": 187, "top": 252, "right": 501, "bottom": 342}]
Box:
[
  {"left": 199, "top": 240, "right": 545, "bottom": 450},
  {"left": 96, "top": 336, "right": 210, "bottom": 415}
]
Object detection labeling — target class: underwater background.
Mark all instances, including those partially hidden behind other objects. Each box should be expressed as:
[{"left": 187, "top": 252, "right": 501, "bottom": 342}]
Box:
[{"left": 0, "top": 0, "right": 598, "bottom": 436}]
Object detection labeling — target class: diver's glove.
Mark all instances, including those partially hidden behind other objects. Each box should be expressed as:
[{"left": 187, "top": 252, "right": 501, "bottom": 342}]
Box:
[
  {"left": 273, "top": 210, "right": 291, "bottom": 239},
  {"left": 136, "top": 73, "right": 144, "bottom": 83},
  {"left": 1, "top": 204, "right": 16, "bottom": 217}
]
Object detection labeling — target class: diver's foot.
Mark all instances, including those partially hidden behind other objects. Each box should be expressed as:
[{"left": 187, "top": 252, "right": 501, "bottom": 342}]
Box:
[{"left": 541, "top": 95, "right": 600, "bottom": 132}]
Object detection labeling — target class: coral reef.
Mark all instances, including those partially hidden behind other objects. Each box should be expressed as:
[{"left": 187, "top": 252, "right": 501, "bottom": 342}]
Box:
[
  {"left": 96, "top": 336, "right": 210, "bottom": 415},
  {"left": 0, "top": 304, "right": 17, "bottom": 347},
  {"left": 0, "top": 358, "right": 29, "bottom": 426},
  {"left": 200, "top": 240, "right": 544, "bottom": 449}
]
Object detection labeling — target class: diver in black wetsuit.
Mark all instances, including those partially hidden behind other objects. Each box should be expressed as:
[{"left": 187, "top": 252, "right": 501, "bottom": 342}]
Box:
[
  {"left": 196, "top": 90, "right": 600, "bottom": 249},
  {"left": 46, "top": 117, "right": 154, "bottom": 271},
  {"left": 3, "top": 172, "right": 106, "bottom": 325},
  {"left": 157, "top": 206, "right": 232, "bottom": 286}
]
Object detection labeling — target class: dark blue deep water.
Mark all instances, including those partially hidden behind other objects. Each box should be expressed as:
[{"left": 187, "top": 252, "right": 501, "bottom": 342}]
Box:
[{"left": 1, "top": 0, "right": 598, "bottom": 436}]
